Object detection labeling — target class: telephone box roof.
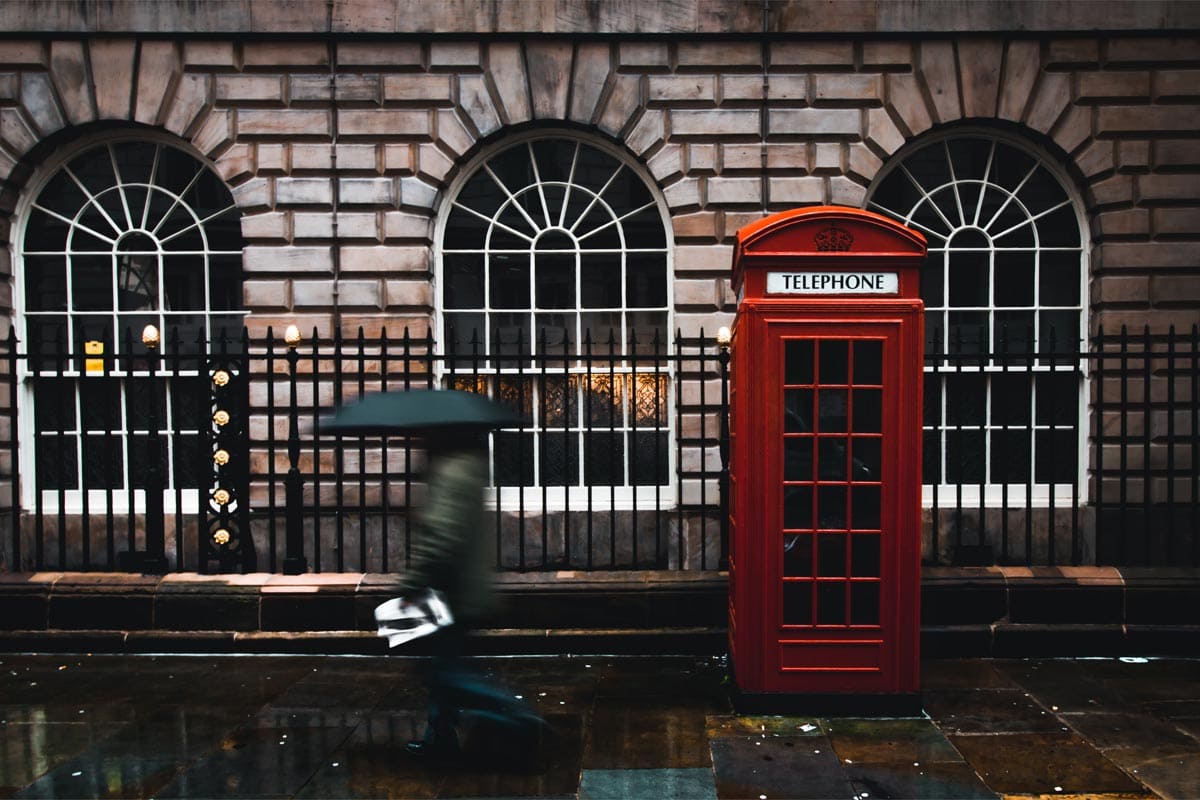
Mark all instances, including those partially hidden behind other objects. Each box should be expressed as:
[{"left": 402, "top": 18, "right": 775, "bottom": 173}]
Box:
[{"left": 732, "top": 206, "right": 927, "bottom": 292}]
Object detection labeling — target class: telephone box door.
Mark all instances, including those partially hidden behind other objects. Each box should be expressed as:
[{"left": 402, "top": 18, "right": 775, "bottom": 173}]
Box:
[{"left": 761, "top": 316, "right": 920, "bottom": 695}]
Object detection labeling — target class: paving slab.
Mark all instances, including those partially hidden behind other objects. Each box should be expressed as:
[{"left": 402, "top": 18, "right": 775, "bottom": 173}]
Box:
[
  {"left": 579, "top": 768, "right": 715, "bottom": 800},
  {"left": 845, "top": 761, "right": 997, "bottom": 799},
  {"left": 820, "top": 717, "right": 964, "bottom": 764},
  {"left": 710, "top": 735, "right": 854, "bottom": 799},
  {"left": 948, "top": 732, "right": 1153, "bottom": 797}
]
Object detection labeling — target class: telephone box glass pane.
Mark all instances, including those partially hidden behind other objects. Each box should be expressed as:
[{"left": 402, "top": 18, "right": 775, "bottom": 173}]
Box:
[
  {"left": 851, "top": 485, "right": 881, "bottom": 530},
  {"left": 853, "top": 389, "right": 882, "bottom": 432},
  {"left": 819, "top": 340, "right": 849, "bottom": 384},
  {"left": 817, "top": 485, "right": 847, "bottom": 529},
  {"left": 785, "top": 390, "right": 813, "bottom": 432},
  {"left": 853, "top": 340, "right": 883, "bottom": 384},
  {"left": 852, "top": 437, "right": 881, "bottom": 480},
  {"left": 784, "top": 438, "right": 814, "bottom": 481},
  {"left": 818, "top": 390, "right": 848, "bottom": 432},
  {"left": 783, "top": 533, "right": 813, "bottom": 576},
  {"left": 817, "top": 438, "right": 846, "bottom": 480},
  {"left": 784, "top": 486, "right": 813, "bottom": 530},
  {"left": 851, "top": 534, "right": 881, "bottom": 577},
  {"left": 783, "top": 582, "right": 812, "bottom": 625},
  {"left": 817, "top": 583, "right": 846, "bottom": 625},
  {"left": 785, "top": 340, "right": 814, "bottom": 385},
  {"left": 850, "top": 582, "right": 880, "bottom": 625},
  {"left": 817, "top": 533, "right": 847, "bottom": 576}
]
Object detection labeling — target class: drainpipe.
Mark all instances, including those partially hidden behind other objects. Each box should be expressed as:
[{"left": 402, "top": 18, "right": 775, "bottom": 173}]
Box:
[
  {"left": 327, "top": 1, "right": 342, "bottom": 330},
  {"left": 761, "top": 0, "right": 770, "bottom": 217}
]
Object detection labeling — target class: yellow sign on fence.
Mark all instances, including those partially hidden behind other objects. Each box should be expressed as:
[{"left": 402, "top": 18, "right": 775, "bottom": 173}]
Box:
[{"left": 84, "top": 340, "right": 104, "bottom": 375}]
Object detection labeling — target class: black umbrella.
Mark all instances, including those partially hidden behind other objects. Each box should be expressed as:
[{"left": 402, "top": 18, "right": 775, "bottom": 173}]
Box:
[{"left": 319, "top": 388, "right": 522, "bottom": 435}]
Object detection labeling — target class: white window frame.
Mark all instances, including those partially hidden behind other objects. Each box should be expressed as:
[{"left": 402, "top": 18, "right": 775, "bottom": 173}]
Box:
[
  {"left": 434, "top": 130, "right": 676, "bottom": 511},
  {"left": 12, "top": 132, "right": 245, "bottom": 513},
  {"left": 866, "top": 129, "right": 1090, "bottom": 507}
]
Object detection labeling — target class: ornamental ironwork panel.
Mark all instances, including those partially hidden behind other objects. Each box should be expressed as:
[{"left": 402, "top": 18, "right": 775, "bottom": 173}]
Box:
[{"left": 204, "top": 345, "right": 252, "bottom": 573}]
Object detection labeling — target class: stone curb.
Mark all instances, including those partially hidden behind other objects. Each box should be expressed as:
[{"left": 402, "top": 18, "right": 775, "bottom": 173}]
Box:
[{"left": 1, "top": 567, "right": 1196, "bottom": 657}]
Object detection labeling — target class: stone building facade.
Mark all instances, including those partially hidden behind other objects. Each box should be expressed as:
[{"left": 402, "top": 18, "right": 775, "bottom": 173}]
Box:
[{"left": 0, "top": 1, "right": 1197, "bottom": 571}]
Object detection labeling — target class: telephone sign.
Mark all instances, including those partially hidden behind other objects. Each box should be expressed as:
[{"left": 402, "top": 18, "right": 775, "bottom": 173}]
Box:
[
  {"left": 766, "top": 271, "right": 899, "bottom": 295},
  {"left": 727, "top": 206, "right": 926, "bottom": 711}
]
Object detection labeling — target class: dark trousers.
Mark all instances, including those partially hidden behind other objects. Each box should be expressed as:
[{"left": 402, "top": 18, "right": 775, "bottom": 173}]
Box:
[{"left": 420, "top": 624, "right": 541, "bottom": 747}]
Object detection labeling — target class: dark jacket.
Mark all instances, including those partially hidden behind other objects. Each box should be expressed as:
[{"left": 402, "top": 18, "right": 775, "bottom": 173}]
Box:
[{"left": 402, "top": 447, "right": 493, "bottom": 623}]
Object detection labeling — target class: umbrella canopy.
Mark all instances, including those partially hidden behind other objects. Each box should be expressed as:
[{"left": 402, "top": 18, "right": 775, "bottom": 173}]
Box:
[{"left": 319, "top": 388, "right": 522, "bottom": 435}]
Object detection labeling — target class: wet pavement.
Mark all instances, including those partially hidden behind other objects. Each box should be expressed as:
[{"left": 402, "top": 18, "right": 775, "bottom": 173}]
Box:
[{"left": 0, "top": 653, "right": 1197, "bottom": 799}]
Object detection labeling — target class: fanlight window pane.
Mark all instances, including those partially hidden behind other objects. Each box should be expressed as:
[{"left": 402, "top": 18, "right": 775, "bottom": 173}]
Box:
[
  {"left": 868, "top": 133, "right": 1083, "bottom": 495},
  {"left": 441, "top": 136, "right": 671, "bottom": 490}
]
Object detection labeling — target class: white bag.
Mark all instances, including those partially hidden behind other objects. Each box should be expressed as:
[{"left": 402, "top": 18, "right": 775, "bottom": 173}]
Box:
[{"left": 374, "top": 588, "right": 455, "bottom": 647}]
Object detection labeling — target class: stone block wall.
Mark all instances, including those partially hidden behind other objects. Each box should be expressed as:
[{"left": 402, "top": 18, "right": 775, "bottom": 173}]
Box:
[
  {"left": 0, "top": 35, "right": 1196, "bottom": 336},
  {"left": 0, "top": 29, "right": 1197, "bottom": 567}
]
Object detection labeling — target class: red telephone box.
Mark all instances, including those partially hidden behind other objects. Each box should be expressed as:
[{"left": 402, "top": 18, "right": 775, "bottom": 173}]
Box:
[{"left": 727, "top": 206, "right": 925, "bottom": 712}]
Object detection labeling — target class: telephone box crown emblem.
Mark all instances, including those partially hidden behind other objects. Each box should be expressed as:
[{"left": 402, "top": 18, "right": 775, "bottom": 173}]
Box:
[{"left": 815, "top": 225, "right": 854, "bottom": 252}]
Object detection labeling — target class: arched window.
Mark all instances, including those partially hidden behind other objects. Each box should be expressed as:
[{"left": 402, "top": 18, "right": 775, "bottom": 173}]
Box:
[
  {"left": 867, "top": 131, "right": 1086, "bottom": 500},
  {"left": 437, "top": 134, "right": 672, "bottom": 497},
  {"left": 17, "top": 135, "right": 243, "bottom": 506}
]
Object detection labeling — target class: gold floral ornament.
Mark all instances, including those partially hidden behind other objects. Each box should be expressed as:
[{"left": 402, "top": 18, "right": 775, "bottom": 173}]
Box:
[
  {"left": 213, "top": 529, "right": 231, "bottom": 546},
  {"left": 213, "top": 488, "right": 231, "bottom": 506},
  {"left": 213, "top": 409, "right": 230, "bottom": 427},
  {"left": 213, "top": 449, "right": 230, "bottom": 466},
  {"left": 212, "top": 370, "right": 230, "bottom": 387}
]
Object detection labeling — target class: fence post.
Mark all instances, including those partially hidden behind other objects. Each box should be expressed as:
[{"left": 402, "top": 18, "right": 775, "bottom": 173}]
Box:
[
  {"left": 137, "top": 324, "right": 168, "bottom": 573},
  {"left": 7, "top": 328, "right": 19, "bottom": 571},
  {"left": 717, "top": 326, "right": 732, "bottom": 570},
  {"left": 282, "top": 324, "right": 308, "bottom": 574}
]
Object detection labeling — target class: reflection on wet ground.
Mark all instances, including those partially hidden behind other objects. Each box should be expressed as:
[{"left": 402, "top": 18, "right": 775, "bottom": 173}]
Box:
[{"left": 1, "top": 654, "right": 1197, "bottom": 798}]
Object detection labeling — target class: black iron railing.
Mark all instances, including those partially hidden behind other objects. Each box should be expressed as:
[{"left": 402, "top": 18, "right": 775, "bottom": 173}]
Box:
[
  {"left": 0, "top": 327, "right": 729, "bottom": 574},
  {"left": 0, "top": 325, "right": 1196, "bottom": 573}
]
